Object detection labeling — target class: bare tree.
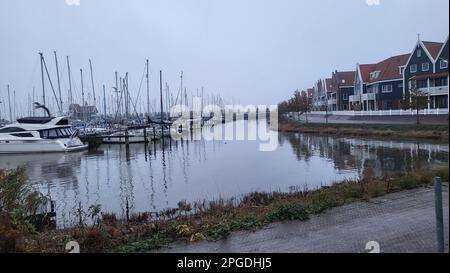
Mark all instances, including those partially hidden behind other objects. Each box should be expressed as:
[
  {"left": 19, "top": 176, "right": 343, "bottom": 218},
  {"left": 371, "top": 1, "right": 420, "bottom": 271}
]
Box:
[
  {"left": 402, "top": 82, "right": 428, "bottom": 124},
  {"left": 299, "top": 90, "right": 312, "bottom": 123}
]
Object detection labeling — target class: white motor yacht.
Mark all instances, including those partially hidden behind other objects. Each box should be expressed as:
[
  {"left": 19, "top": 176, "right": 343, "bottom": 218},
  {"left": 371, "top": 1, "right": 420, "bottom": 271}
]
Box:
[{"left": 0, "top": 116, "right": 88, "bottom": 154}]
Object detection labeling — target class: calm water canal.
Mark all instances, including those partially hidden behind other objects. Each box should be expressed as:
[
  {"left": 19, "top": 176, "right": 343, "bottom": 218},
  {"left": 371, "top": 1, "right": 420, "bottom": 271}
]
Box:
[{"left": 0, "top": 121, "right": 448, "bottom": 227}]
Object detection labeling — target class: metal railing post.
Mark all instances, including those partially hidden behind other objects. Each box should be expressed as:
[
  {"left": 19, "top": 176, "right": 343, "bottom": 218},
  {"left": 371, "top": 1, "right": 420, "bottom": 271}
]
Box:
[{"left": 434, "top": 177, "right": 445, "bottom": 253}]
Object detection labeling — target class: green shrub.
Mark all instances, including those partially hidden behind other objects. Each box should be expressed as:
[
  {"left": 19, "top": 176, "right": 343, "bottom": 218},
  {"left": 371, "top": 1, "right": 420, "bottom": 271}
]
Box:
[
  {"left": 205, "top": 223, "right": 231, "bottom": 240},
  {"left": 266, "top": 203, "right": 309, "bottom": 222}
]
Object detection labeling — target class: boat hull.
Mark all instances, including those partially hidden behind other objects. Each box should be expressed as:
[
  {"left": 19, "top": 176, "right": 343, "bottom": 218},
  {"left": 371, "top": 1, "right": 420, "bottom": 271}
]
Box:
[{"left": 0, "top": 139, "right": 88, "bottom": 154}]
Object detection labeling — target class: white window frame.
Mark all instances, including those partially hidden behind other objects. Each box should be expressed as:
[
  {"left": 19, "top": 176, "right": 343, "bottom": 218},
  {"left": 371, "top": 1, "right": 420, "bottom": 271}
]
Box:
[
  {"left": 422, "top": 62, "right": 430, "bottom": 72},
  {"left": 343, "top": 94, "right": 348, "bottom": 100},
  {"left": 440, "top": 59, "right": 448, "bottom": 69},
  {"left": 410, "top": 64, "right": 417, "bottom": 73},
  {"left": 381, "top": 84, "right": 393, "bottom": 93}
]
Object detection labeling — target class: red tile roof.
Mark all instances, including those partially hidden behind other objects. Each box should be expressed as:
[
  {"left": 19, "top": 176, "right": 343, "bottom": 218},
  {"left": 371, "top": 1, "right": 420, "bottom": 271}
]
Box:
[
  {"left": 336, "top": 71, "right": 355, "bottom": 87},
  {"left": 422, "top": 41, "right": 444, "bottom": 60},
  {"left": 358, "top": 54, "right": 410, "bottom": 84},
  {"left": 326, "top": 78, "right": 333, "bottom": 92},
  {"left": 359, "top": 64, "right": 377, "bottom": 83},
  {"left": 368, "top": 54, "right": 410, "bottom": 83}
]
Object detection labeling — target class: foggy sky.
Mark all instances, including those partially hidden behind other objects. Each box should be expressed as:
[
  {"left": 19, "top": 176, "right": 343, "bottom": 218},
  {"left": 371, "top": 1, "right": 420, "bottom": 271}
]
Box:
[{"left": 0, "top": 0, "right": 449, "bottom": 117}]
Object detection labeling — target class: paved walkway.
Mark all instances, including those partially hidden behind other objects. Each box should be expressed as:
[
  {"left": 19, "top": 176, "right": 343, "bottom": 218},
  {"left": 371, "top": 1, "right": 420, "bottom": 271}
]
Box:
[
  {"left": 294, "top": 114, "right": 449, "bottom": 125},
  {"left": 157, "top": 186, "right": 449, "bottom": 253}
]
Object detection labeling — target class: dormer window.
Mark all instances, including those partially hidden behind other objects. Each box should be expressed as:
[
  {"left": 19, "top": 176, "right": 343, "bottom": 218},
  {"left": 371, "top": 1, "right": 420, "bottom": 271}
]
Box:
[
  {"left": 417, "top": 49, "right": 422, "bottom": 57},
  {"left": 370, "top": 71, "right": 380, "bottom": 81},
  {"left": 399, "top": 66, "right": 405, "bottom": 75}
]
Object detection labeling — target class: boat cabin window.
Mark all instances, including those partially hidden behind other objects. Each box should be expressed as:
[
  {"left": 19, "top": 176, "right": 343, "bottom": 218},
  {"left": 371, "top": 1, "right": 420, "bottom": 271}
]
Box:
[
  {"left": 39, "top": 127, "right": 74, "bottom": 139},
  {"left": 0, "top": 127, "right": 26, "bottom": 133},
  {"left": 56, "top": 119, "right": 69, "bottom": 125},
  {"left": 11, "top": 133, "right": 34, "bottom": 138}
]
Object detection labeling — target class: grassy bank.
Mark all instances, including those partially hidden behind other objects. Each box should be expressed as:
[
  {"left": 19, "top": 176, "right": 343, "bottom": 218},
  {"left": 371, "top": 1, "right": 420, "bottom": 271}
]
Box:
[
  {"left": 1, "top": 166, "right": 448, "bottom": 253},
  {"left": 278, "top": 117, "right": 449, "bottom": 141}
]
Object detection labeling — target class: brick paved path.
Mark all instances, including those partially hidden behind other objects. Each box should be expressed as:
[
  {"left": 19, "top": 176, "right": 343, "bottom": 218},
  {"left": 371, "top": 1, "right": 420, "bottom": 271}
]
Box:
[{"left": 157, "top": 186, "right": 449, "bottom": 253}]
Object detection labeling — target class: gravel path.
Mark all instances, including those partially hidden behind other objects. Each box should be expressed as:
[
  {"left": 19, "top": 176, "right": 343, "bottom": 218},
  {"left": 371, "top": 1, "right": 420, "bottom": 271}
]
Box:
[{"left": 156, "top": 186, "right": 449, "bottom": 253}]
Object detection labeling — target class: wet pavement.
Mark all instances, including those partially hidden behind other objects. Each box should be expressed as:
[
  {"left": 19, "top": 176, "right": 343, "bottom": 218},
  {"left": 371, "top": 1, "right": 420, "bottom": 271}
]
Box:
[{"left": 156, "top": 185, "right": 449, "bottom": 253}]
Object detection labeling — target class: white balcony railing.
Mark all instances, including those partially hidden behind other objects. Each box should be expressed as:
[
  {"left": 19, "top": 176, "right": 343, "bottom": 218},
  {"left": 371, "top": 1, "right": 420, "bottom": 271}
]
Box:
[
  {"left": 309, "top": 108, "right": 449, "bottom": 116},
  {"left": 327, "top": 99, "right": 337, "bottom": 105},
  {"left": 349, "top": 95, "right": 360, "bottom": 103},
  {"left": 420, "top": 86, "right": 449, "bottom": 96},
  {"left": 361, "top": 93, "right": 376, "bottom": 101}
]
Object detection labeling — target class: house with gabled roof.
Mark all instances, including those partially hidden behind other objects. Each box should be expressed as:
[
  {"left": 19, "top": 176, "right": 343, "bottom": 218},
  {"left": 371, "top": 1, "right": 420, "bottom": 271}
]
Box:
[
  {"left": 331, "top": 70, "right": 355, "bottom": 110},
  {"left": 404, "top": 36, "right": 449, "bottom": 110},
  {"left": 69, "top": 103, "right": 98, "bottom": 121},
  {"left": 350, "top": 53, "right": 410, "bottom": 111},
  {"left": 312, "top": 79, "right": 328, "bottom": 111}
]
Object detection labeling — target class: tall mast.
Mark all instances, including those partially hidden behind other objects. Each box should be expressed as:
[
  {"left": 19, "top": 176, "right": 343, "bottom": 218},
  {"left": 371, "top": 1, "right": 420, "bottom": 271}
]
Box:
[
  {"left": 114, "top": 71, "right": 119, "bottom": 118},
  {"left": 54, "top": 51, "right": 63, "bottom": 112},
  {"left": 180, "top": 71, "right": 183, "bottom": 106},
  {"left": 103, "top": 84, "right": 107, "bottom": 117},
  {"left": 89, "top": 59, "right": 96, "bottom": 108},
  {"left": 201, "top": 87, "right": 204, "bottom": 119},
  {"left": 160, "top": 70, "right": 163, "bottom": 122},
  {"left": 39, "top": 52, "right": 46, "bottom": 106},
  {"left": 119, "top": 76, "right": 123, "bottom": 119},
  {"left": 32, "top": 87, "right": 35, "bottom": 116},
  {"left": 146, "top": 59, "right": 150, "bottom": 116},
  {"left": 13, "top": 90, "right": 16, "bottom": 119},
  {"left": 80, "top": 69, "right": 85, "bottom": 121},
  {"left": 7, "top": 84, "right": 12, "bottom": 122},
  {"left": 66, "top": 56, "right": 73, "bottom": 106},
  {"left": 124, "top": 73, "right": 129, "bottom": 120}
]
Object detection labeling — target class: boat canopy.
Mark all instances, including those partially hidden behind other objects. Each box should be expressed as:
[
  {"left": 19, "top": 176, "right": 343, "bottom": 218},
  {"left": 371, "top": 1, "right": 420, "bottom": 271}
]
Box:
[{"left": 17, "top": 117, "right": 55, "bottom": 124}]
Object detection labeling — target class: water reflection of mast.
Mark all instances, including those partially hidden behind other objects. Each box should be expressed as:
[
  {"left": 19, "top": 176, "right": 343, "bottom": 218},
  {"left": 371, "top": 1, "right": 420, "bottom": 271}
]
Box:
[
  {"left": 161, "top": 149, "right": 168, "bottom": 205},
  {"left": 147, "top": 148, "right": 156, "bottom": 210}
]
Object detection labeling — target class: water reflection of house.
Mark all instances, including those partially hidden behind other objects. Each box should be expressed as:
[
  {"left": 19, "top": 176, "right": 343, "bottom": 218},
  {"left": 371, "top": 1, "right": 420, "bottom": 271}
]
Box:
[{"left": 69, "top": 104, "right": 98, "bottom": 121}]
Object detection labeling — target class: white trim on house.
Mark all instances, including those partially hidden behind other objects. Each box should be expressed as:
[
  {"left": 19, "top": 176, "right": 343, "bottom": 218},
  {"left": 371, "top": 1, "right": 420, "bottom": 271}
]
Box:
[
  {"left": 404, "top": 39, "right": 436, "bottom": 71},
  {"left": 436, "top": 35, "right": 449, "bottom": 62}
]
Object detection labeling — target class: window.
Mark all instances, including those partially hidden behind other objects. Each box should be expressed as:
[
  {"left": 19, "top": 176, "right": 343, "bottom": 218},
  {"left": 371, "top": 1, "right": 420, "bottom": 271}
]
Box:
[
  {"left": 381, "top": 85, "right": 393, "bottom": 93},
  {"left": 435, "top": 77, "right": 448, "bottom": 87},
  {"left": 410, "top": 64, "right": 417, "bottom": 73},
  {"left": 399, "top": 66, "right": 405, "bottom": 75},
  {"left": 48, "top": 130, "right": 58, "bottom": 138},
  {"left": 417, "top": 79, "right": 428, "bottom": 88},
  {"left": 370, "top": 71, "right": 380, "bottom": 81},
  {"left": 0, "top": 127, "right": 26, "bottom": 133},
  {"left": 11, "top": 133, "right": 34, "bottom": 138},
  {"left": 441, "top": 60, "right": 448, "bottom": 69},
  {"left": 417, "top": 49, "right": 422, "bottom": 57},
  {"left": 39, "top": 128, "right": 72, "bottom": 139},
  {"left": 343, "top": 94, "right": 348, "bottom": 100},
  {"left": 422, "top": 63, "right": 430, "bottom": 71}
]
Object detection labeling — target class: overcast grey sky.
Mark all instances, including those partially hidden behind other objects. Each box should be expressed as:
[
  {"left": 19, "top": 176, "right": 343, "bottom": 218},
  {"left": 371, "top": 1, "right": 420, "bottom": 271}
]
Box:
[{"left": 0, "top": 0, "right": 448, "bottom": 116}]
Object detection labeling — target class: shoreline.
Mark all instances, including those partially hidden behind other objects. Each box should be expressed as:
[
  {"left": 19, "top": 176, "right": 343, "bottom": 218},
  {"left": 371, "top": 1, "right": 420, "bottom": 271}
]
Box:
[
  {"left": 277, "top": 117, "right": 449, "bottom": 142},
  {"left": 2, "top": 166, "right": 447, "bottom": 253}
]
